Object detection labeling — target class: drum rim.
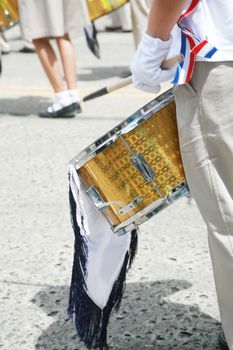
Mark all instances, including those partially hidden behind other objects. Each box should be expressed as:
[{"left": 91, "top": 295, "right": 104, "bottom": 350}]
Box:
[
  {"left": 70, "top": 88, "right": 174, "bottom": 169},
  {"left": 113, "top": 181, "right": 189, "bottom": 236}
]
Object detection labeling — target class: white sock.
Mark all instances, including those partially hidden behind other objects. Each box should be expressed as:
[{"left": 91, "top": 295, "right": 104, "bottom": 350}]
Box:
[
  {"left": 68, "top": 89, "right": 80, "bottom": 104},
  {"left": 48, "top": 90, "right": 73, "bottom": 112}
]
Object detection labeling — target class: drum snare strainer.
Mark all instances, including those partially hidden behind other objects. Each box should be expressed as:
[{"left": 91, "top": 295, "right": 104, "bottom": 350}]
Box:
[{"left": 70, "top": 89, "right": 189, "bottom": 236}]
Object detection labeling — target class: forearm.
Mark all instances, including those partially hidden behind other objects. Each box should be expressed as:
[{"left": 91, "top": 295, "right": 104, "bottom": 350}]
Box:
[{"left": 147, "top": 0, "right": 189, "bottom": 40}]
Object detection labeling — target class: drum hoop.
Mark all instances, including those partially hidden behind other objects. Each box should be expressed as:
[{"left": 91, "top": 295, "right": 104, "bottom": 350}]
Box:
[
  {"left": 113, "top": 181, "right": 189, "bottom": 236},
  {"left": 70, "top": 88, "right": 174, "bottom": 169}
]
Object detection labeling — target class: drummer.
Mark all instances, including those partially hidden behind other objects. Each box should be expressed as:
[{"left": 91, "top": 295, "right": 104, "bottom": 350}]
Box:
[{"left": 131, "top": 1, "right": 233, "bottom": 349}]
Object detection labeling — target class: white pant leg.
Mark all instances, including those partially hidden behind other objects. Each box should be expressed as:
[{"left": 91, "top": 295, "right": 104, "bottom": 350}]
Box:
[
  {"left": 111, "top": 4, "right": 132, "bottom": 30},
  {"left": 174, "top": 61, "right": 233, "bottom": 350},
  {"left": 130, "top": 0, "right": 149, "bottom": 48},
  {"left": 18, "top": 0, "right": 32, "bottom": 41}
]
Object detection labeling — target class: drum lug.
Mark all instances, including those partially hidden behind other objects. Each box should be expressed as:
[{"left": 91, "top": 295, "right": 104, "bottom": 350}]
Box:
[
  {"left": 86, "top": 186, "right": 105, "bottom": 210},
  {"left": 86, "top": 186, "right": 124, "bottom": 210},
  {"left": 119, "top": 196, "right": 142, "bottom": 215}
]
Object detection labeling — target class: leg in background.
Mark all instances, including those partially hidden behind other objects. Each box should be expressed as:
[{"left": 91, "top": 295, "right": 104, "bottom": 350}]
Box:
[
  {"left": 33, "top": 36, "right": 81, "bottom": 117},
  {"left": 55, "top": 33, "right": 77, "bottom": 90},
  {"left": 33, "top": 37, "right": 66, "bottom": 93},
  {"left": 130, "top": 0, "right": 149, "bottom": 48},
  {"left": 56, "top": 34, "right": 80, "bottom": 104}
]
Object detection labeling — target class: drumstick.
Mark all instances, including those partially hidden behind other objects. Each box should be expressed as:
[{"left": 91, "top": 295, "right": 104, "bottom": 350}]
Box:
[{"left": 82, "top": 54, "right": 184, "bottom": 102}]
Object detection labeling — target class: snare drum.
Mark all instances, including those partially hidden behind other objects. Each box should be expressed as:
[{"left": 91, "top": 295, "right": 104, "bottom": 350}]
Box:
[
  {"left": 70, "top": 89, "right": 189, "bottom": 235},
  {"left": 87, "top": 0, "right": 129, "bottom": 21},
  {"left": 0, "top": 0, "right": 19, "bottom": 31}
]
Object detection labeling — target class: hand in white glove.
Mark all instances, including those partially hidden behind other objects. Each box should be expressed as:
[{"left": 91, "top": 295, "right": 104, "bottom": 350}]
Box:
[{"left": 130, "top": 31, "right": 177, "bottom": 94}]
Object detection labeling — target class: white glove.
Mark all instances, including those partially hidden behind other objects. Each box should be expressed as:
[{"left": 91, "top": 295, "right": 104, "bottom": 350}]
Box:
[{"left": 130, "top": 31, "right": 176, "bottom": 94}]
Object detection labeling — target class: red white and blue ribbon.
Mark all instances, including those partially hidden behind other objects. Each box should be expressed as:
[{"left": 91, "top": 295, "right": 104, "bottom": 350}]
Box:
[{"left": 173, "top": 0, "right": 217, "bottom": 85}]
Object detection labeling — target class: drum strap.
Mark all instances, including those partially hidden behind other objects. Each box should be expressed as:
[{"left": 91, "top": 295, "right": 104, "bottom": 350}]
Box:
[{"left": 173, "top": 0, "right": 217, "bottom": 85}]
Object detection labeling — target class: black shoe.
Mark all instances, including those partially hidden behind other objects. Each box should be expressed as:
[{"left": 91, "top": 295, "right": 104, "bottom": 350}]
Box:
[
  {"left": 218, "top": 331, "right": 229, "bottom": 350},
  {"left": 120, "top": 69, "right": 131, "bottom": 78},
  {"left": 19, "top": 46, "right": 35, "bottom": 53},
  {"left": 39, "top": 102, "right": 81, "bottom": 118},
  {"left": 104, "top": 26, "right": 122, "bottom": 32}
]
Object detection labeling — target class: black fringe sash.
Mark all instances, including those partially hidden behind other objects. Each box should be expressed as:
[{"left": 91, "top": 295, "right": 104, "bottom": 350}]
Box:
[{"left": 68, "top": 185, "right": 138, "bottom": 349}]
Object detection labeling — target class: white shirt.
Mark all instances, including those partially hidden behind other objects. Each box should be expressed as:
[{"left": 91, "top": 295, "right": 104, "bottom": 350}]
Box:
[{"left": 182, "top": 0, "right": 233, "bottom": 61}]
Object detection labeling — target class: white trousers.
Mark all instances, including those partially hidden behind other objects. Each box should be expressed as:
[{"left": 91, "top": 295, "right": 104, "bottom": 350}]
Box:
[
  {"left": 130, "top": 0, "right": 149, "bottom": 47},
  {"left": 174, "top": 61, "right": 233, "bottom": 349},
  {"left": 109, "top": 3, "right": 132, "bottom": 31}
]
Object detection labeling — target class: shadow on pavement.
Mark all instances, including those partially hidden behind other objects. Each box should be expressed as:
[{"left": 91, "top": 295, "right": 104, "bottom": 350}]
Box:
[
  {"left": 0, "top": 96, "right": 126, "bottom": 121},
  {"left": 32, "top": 280, "right": 221, "bottom": 350},
  {"left": 0, "top": 96, "right": 50, "bottom": 116},
  {"left": 78, "top": 66, "right": 131, "bottom": 81}
]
